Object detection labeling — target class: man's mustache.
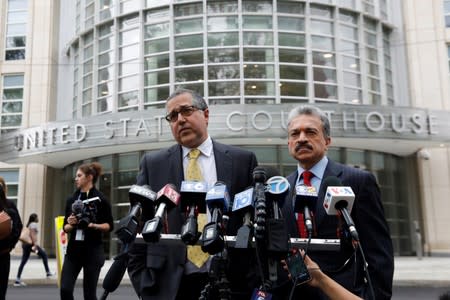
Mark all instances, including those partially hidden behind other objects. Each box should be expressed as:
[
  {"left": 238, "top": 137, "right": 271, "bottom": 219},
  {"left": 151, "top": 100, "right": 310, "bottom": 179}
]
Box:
[{"left": 295, "top": 143, "right": 313, "bottom": 152}]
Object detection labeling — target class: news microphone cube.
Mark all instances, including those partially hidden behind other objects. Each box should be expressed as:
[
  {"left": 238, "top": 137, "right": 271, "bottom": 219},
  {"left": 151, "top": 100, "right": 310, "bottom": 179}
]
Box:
[
  {"left": 156, "top": 184, "right": 181, "bottom": 209},
  {"left": 266, "top": 176, "right": 290, "bottom": 195},
  {"left": 323, "top": 186, "right": 355, "bottom": 215},
  {"left": 129, "top": 185, "right": 157, "bottom": 203},
  {"left": 294, "top": 185, "right": 318, "bottom": 212},
  {"left": 232, "top": 188, "right": 254, "bottom": 212},
  {"left": 205, "top": 183, "right": 230, "bottom": 213},
  {"left": 180, "top": 181, "right": 208, "bottom": 213}
]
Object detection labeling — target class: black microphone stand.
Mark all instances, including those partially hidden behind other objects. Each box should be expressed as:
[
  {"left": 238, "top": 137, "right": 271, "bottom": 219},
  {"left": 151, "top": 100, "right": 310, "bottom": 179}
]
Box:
[{"left": 100, "top": 243, "right": 130, "bottom": 300}]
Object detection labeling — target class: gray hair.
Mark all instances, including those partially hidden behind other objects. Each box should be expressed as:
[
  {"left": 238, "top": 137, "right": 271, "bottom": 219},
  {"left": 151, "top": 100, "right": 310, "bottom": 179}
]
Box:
[
  {"left": 287, "top": 105, "right": 331, "bottom": 138},
  {"left": 166, "top": 88, "right": 208, "bottom": 111}
]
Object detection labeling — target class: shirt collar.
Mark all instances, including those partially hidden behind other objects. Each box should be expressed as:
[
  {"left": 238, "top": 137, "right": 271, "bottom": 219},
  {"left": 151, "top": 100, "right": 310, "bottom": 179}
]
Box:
[
  {"left": 182, "top": 136, "right": 213, "bottom": 159},
  {"left": 297, "top": 156, "right": 328, "bottom": 182}
]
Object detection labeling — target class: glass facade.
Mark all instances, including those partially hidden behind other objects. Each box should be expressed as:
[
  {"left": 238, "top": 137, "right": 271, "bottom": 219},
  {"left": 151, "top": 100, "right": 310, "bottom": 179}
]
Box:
[
  {"left": 69, "top": 0, "right": 396, "bottom": 118},
  {"left": 64, "top": 146, "right": 413, "bottom": 257},
  {"left": 5, "top": 0, "right": 28, "bottom": 61},
  {"left": 445, "top": 0, "right": 450, "bottom": 27},
  {"left": 0, "top": 170, "right": 19, "bottom": 206},
  {"left": 1, "top": 74, "right": 24, "bottom": 132},
  {"left": 60, "top": 0, "right": 413, "bottom": 257}
]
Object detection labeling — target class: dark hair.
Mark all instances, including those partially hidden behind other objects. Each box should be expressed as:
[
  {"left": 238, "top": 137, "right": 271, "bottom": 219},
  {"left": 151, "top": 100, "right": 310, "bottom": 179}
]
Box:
[
  {"left": 439, "top": 292, "right": 450, "bottom": 300},
  {"left": 287, "top": 105, "right": 331, "bottom": 138},
  {"left": 166, "top": 88, "right": 208, "bottom": 111},
  {"left": 27, "top": 213, "right": 38, "bottom": 227},
  {"left": 78, "top": 162, "right": 103, "bottom": 184},
  {"left": 0, "top": 177, "right": 7, "bottom": 211}
]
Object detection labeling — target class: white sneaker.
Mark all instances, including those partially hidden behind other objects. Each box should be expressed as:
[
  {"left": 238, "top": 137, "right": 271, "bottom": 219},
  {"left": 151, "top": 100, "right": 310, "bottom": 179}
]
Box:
[{"left": 13, "top": 280, "right": 27, "bottom": 287}]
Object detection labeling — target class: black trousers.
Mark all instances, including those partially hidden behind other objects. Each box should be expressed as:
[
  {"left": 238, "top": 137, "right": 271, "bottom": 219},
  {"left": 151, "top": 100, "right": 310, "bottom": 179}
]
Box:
[
  {"left": 0, "top": 252, "right": 10, "bottom": 300},
  {"left": 17, "top": 244, "right": 50, "bottom": 279},
  {"left": 175, "top": 272, "right": 209, "bottom": 300},
  {"left": 60, "top": 246, "right": 105, "bottom": 300}
]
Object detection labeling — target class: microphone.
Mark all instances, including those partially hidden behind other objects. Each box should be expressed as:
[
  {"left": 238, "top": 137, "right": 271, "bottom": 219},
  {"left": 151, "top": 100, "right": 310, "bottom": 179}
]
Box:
[
  {"left": 265, "top": 175, "right": 290, "bottom": 260},
  {"left": 265, "top": 175, "right": 290, "bottom": 219},
  {"left": 116, "top": 185, "right": 157, "bottom": 244},
  {"left": 295, "top": 185, "right": 318, "bottom": 236},
  {"left": 322, "top": 176, "right": 359, "bottom": 241},
  {"left": 253, "top": 166, "right": 267, "bottom": 241},
  {"left": 142, "top": 184, "right": 180, "bottom": 242},
  {"left": 100, "top": 251, "right": 129, "bottom": 300},
  {"left": 179, "top": 181, "right": 208, "bottom": 245},
  {"left": 232, "top": 187, "right": 254, "bottom": 248},
  {"left": 71, "top": 199, "right": 84, "bottom": 216},
  {"left": 201, "top": 182, "right": 230, "bottom": 254}
]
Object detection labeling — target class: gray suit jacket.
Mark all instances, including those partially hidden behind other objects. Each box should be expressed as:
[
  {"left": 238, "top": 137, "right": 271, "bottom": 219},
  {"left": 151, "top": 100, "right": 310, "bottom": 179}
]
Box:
[
  {"left": 281, "top": 159, "right": 394, "bottom": 300},
  {"left": 128, "top": 140, "right": 258, "bottom": 300}
]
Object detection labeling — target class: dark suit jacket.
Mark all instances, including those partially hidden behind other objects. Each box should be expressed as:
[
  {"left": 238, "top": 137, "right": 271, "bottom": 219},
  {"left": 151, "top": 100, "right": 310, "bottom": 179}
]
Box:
[
  {"left": 281, "top": 159, "right": 394, "bottom": 300},
  {"left": 127, "top": 140, "right": 258, "bottom": 300}
]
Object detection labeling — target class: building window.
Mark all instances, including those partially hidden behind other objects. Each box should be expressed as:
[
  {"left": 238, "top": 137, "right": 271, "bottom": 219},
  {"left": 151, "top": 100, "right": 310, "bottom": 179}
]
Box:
[
  {"left": 1, "top": 74, "right": 24, "bottom": 132},
  {"left": 445, "top": 0, "right": 450, "bottom": 27},
  {"left": 447, "top": 45, "right": 450, "bottom": 72},
  {"left": 100, "top": 0, "right": 115, "bottom": 21},
  {"left": 72, "top": 43, "right": 79, "bottom": 119},
  {"left": 84, "top": 0, "right": 95, "bottom": 29},
  {"left": 81, "top": 31, "right": 94, "bottom": 117},
  {"left": 97, "top": 22, "right": 115, "bottom": 114},
  {"left": 118, "top": 14, "right": 140, "bottom": 111},
  {"left": 364, "top": 17, "right": 381, "bottom": 105},
  {"left": 339, "top": 9, "right": 362, "bottom": 104},
  {"left": 5, "top": 0, "right": 28, "bottom": 60},
  {"left": 0, "top": 170, "right": 19, "bottom": 206},
  {"left": 383, "top": 27, "right": 394, "bottom": 106}
]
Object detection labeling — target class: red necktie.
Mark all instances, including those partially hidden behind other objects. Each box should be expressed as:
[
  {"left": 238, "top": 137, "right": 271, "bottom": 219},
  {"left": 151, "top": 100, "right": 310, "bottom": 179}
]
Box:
[{"left": 297, "top": 171, "right": 314, "bottom": 238}]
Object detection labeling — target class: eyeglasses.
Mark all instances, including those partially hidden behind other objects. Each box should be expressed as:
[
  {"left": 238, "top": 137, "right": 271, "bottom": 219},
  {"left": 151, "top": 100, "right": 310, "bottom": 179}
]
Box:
[{"left": 165, "top": 105, "right": 200, "bottom": 123}]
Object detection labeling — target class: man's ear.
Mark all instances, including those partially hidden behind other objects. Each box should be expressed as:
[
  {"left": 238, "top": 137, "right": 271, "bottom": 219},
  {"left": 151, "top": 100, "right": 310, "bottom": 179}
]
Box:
[{"left": 203, "top": 108, "right": 209, "bottom": 124}]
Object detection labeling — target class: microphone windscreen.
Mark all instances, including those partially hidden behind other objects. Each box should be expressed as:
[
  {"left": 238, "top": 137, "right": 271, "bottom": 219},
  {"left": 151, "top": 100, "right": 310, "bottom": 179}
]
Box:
[
  {"left": 253, "top": 166, "right": 267, "bottom": 183},
  {"left": 102, "top": 256, "right": 128, "bottom": 292},
  {"left": 261, "top": 165, "right": 281, "bottom": 179},
  {"left": 71, "top": 200, "right": 84, "bottom": 214}
]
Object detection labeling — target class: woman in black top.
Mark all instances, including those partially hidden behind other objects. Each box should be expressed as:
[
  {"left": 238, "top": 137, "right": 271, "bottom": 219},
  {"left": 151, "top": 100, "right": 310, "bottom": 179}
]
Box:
[
  {"left": 0, "top": 177, "right": 22, "bottom": 300},
  {"left": 60, "top": 162, "right": 114, "bottom": 300}
]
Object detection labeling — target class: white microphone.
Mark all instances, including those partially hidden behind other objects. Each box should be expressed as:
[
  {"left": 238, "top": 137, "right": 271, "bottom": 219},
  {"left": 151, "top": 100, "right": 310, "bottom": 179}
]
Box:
[
  {"left": 323, "top": 177, "right": 359, "bottom": 241},
  {"left": 295, "top": 185, "right": 318, "bottom": 236}
]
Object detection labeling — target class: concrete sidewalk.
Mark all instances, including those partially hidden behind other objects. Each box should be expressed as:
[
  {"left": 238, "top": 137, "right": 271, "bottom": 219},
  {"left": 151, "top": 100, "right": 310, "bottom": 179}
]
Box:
[
  {"left": 8, "top": 255, "right": 450, "bottom": 287},
  {"left": 8, "top": 255, "right": 130, "bottom": 286}
]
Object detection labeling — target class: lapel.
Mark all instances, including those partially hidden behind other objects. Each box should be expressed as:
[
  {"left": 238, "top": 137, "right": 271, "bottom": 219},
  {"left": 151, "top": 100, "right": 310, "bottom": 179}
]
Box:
[
  {"left": 167, "top": 145, "right": 184, "bottom": 189},
  {"left": 315, "top": 160, "right": 344, "bottom": 226},
  {"left": 212, "top": 141, "right": 232, "bottom": 190},
  {"left": 284, "top": 170, "right": 299, "bottom": 236}
]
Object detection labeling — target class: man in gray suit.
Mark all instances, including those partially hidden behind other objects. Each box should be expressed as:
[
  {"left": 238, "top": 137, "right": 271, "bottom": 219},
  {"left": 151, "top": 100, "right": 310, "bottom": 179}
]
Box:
[
  {"left": 127, "top": 88, "right": 258, "bottom": 300},
  {"left": 279, "top": 105, "right": 394, "bottom": 300}
]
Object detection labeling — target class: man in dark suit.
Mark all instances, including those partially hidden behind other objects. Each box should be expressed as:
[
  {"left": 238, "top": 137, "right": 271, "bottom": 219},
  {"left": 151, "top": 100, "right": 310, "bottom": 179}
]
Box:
[
  {"left": 280, "top": 105, "right": 394, "bottom": 300},
  {"left": 127, "top": 88, "right": 258, "bottom": 300}
]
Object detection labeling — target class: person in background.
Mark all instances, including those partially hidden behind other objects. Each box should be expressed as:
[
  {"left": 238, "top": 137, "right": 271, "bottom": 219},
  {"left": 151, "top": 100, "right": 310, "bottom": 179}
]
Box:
[
  {"left": 0, "top": 177, "right": 22, "bottom": 300},
  {"left": 14, "top": 213, "right": 55, "bottom": 286},
  {"left": 60, "top": 162, "right": 114, "bottom": 300},
  {"left": 280, "top": 105, "right": 394, "bottom": 299}
]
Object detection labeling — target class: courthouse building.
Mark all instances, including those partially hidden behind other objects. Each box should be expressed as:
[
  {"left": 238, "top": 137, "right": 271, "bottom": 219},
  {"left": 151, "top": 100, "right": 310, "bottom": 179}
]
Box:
[{"left": 0, "top": 0, "right": 449, "bottom": 257}]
